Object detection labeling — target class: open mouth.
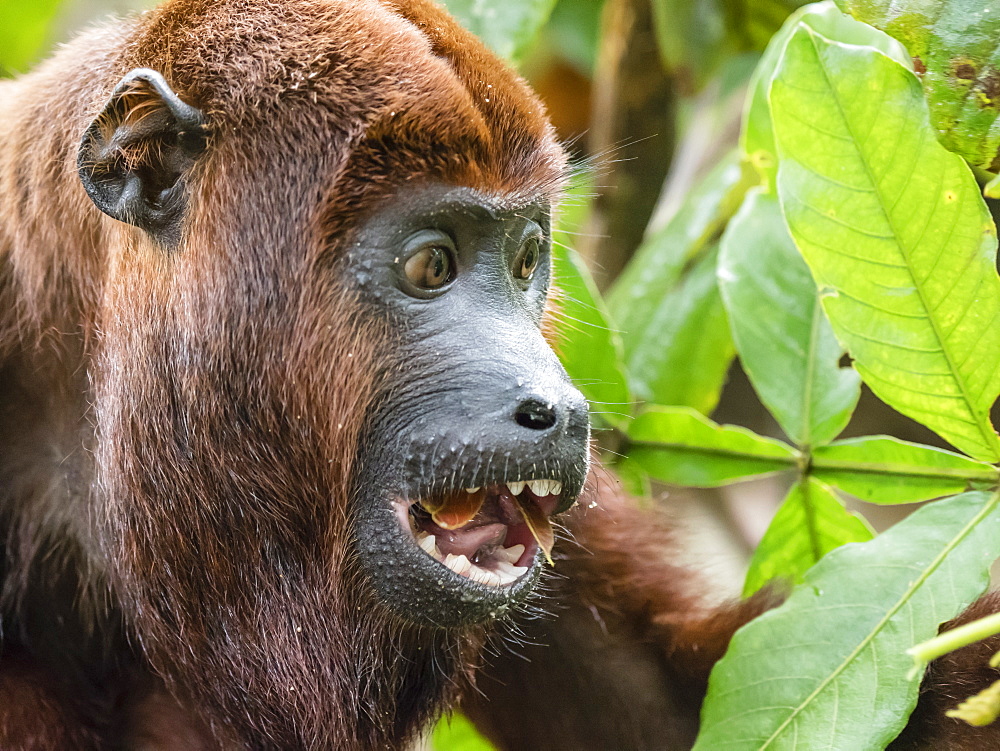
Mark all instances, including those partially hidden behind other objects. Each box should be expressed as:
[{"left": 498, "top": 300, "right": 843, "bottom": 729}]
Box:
[{"left": 397, "top": 479, "right": 565, "bottom": 588}]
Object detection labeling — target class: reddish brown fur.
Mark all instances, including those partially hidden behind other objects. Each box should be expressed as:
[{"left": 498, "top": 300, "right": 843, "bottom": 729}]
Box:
[
  {"left": 0, "top": 1, "right": 565, "bottom": 747},
  {"left": 3, "top": 1, "right": 1000, "bottom": 749}
]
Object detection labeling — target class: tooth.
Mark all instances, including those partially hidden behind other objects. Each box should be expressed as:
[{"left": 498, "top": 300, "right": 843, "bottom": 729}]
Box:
[
  {"left": 503, "top": 544, "right": 525, "bottom": 564},
  {"left": 475, "top": 564, "right": 502, "bottom": 586},
  {"left": 481, "top": 570, "right": 502, "bottom": 587},
  {"left": 552, "top": 481, "right": 562, "bottom": 496},
  {"left": 418, "top": 534, "right": 437, "bottom": 555},
  {"left": 468, "top": 565, "right": 501, "bottom": 587},
  {"left": 527, "top": 479, "right": 546, "bottom": 496},
  {"left": 465, "top": 486, "right": 480, "bottom": 493},
  {"left": 511, "top": 495, "right": 555, "bottom": 565},
  {"left": 431, "top": 489, "right": 485, "bottom": 530},
  {"left": 444, "top": 554, "right": 472, "bottom": 576},
  {"left": 507, "top": 481, "right": 525, "bottom": 496},
  {"left": 495, "top": 560, "right": 527, "bottom": 579}
]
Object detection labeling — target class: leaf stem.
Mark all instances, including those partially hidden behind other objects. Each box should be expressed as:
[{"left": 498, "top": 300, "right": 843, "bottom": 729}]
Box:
[{"left": 908, "top": 612, "right": 1000, "bottom": 669}]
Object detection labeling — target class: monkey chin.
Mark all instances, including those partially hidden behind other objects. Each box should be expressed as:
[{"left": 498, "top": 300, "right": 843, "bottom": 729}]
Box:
[{"left": 352, "top": 464, "right": 586, "bottom": 629}]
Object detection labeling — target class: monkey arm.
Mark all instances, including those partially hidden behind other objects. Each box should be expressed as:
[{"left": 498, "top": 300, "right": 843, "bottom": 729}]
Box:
[
  {"left": 463, "top": 473, "right": 774, "bottom": 750},
  {"left": 888, "top": 592, "right": 1000, "bottom": 750},
  {"left": 465, "top": 473, "right": 1000, "bottom": 750}
]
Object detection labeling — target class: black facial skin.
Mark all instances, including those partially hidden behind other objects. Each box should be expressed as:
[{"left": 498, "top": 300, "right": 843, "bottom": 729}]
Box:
[{"left": 349, "top": 184, "right": 591, "bottom": 629}]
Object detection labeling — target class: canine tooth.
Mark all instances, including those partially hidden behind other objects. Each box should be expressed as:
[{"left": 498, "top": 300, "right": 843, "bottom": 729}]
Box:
[
  {"left": 510, "top": 495, "right": 555, "bottom": 565},
  {"left": 418, "top": 534, "right": 437, "bottom": 555},
  {"left": 507, "top": 480, "right": 525, "bottom": 496},
  {"left": 464, "top": 486, "right": 480, "bottom": 493},
  {"left": 503, "top": 544, "right": 525, "bottom": 563}
]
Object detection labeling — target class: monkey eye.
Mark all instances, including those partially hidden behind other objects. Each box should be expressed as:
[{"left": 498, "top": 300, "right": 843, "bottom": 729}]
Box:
[
  {"left": 404, "top": 244, "right": 455, "bottom": 290},
  {"left": 513, "top": 238, "right": 540, "bottom": 281}
]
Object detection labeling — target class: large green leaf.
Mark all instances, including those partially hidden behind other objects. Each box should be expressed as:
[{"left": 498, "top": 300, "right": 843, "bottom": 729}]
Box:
[
  {"left": 772, "top": 26, "right": 1000, "bottom": 461},
  {"left": 609, "top": 157, "right": 747, "bottom": 414},
  {"left": 813, "top": 435, "right": 1000, "bottom": 504},
  {"left": 741, "top": 1, "right": 909, "bottom": 190},
  {"left": 609, "top": 153, "right": 746, "bottom": 314},
  {"left": 837, "top": 0, "right": 1000, "bottom": 170},
  {"left": 719, "top": 189, "right": 860, "bottom": 447},
  {"left": 743, "top": 477, "right": 872, "bottom": 597},
  {"left": 628, "top": 406, "right": 798, "bottom": 487},
  {"left": 619, "top": 245, "right": 734, "bottom": 414},
  {"left": 441, "top": 0, "right": 557, "bottom": 61},
  {"left": 696, "top": 490, "right": 1000, "bottom": 750},
  {"left": 551, "top": 241, "right": 630, "bottom": 430}
]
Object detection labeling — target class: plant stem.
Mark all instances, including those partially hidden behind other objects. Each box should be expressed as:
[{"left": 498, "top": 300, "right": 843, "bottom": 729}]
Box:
[{"left": 908, "top": 611, "right": 1000, "bottom": 668}]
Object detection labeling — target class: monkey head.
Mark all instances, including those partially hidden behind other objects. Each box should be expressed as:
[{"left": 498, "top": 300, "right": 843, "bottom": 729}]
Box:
[{"left": 75, "top": 0, "right": 589, "bottom": 656}]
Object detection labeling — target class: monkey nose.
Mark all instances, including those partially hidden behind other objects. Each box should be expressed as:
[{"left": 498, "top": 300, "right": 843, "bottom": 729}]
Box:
[
  {"left": 513, "top": 388, "right": 589, "bottom": 434},
  {"left": 514, "top": 398, "right": 558, "bottom": 430}
]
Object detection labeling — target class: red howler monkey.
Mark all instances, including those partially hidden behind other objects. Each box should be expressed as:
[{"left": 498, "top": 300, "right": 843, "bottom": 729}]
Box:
[{"left": 0, "top": 1, "right": 996, "bottom": 748}]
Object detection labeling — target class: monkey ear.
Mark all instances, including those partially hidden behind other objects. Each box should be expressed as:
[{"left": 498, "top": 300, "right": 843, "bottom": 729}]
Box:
[{"left": 78, "top": 68, "right": 208, "bottom": 248}]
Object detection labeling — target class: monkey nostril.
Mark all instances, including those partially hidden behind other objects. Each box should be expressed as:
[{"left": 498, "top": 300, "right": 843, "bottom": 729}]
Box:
[{"left": 514, "top": 399, "right": 559, "bottom": 431}]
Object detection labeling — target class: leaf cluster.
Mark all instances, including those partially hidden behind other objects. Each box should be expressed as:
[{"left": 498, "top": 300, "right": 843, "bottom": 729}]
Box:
[{"left": 434, "top": 0, "right": 1000, "bottom": 746}]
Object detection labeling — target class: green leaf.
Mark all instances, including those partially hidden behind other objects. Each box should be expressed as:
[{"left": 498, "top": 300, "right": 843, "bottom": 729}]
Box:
[
  {"left": 612, "top": 457, "right": 653, "bottom": 500},
  {"left": 551, "top": 243, "right": 631, "bottom": 430},
  {"left": 741, "top": 1, "right": 909, "bottom": 190},
  {"left": 432, "top": 713, "right": 496, "bottom": 751},
  {"left": 837, "top": 0, "right": 1000, "bottom": 170},
  {"left": 628, "top": 405, "right": 798, "bottom": 487},
  {"left": 609, "top": 153, "right": 746, "bottom": 313},
  {"left": 440, "top": 0, "right": 557, "bottom": 61},
  {"left": 550, "top": 183, "right": 630, "bottom": 429},
  {"left": 0, "top": 0, "right": 63, "bottom": 75},
  {"left": 696, "top": 490, "right": 1000, "bottom": 750},
  {"left": 772, "top": 26, "right": 1000, "bottom": 461},
  {"left": 622, "top": 245, "right": 734, "bottom": 414},
  {"left": 813, "top": 435, "right": 1000, "bottom": 504},
  {"left": 608, "top": 157, "right": 747, "bottom": 414},
  {"left": 719, "top": 189, "right": 860, "bottom": 446},
  {"left": 743, "top": 477, "right": 872, "bottom": 597}
]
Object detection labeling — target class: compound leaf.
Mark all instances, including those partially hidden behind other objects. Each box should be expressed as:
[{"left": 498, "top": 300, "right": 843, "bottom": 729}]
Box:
[{"left": 772, "top": 26, "right": 1000, "bottom": 461}]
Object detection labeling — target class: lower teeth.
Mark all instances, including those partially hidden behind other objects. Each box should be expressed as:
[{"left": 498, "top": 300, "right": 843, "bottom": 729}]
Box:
[{"left": 414, "top": 531, "right": 528, "bottom": 585}]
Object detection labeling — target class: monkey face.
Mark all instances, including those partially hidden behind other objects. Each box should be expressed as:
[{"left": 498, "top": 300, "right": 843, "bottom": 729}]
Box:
[{"left": 348, "top": 184, "right": 591, "bottom": 628}]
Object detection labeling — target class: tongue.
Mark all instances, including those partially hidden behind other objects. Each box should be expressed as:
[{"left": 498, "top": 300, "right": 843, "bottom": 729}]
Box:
[
  {"left": 427, "top": 489, "right": 486, "bottom": 530},
  {"left": 435, "top": 522, "right": 507, "bottom": 558}
]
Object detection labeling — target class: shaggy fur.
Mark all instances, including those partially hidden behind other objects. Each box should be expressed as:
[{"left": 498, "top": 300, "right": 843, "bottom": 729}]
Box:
[{"left": 2, "top": 1, "right": 1000, "bottom": 749}]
